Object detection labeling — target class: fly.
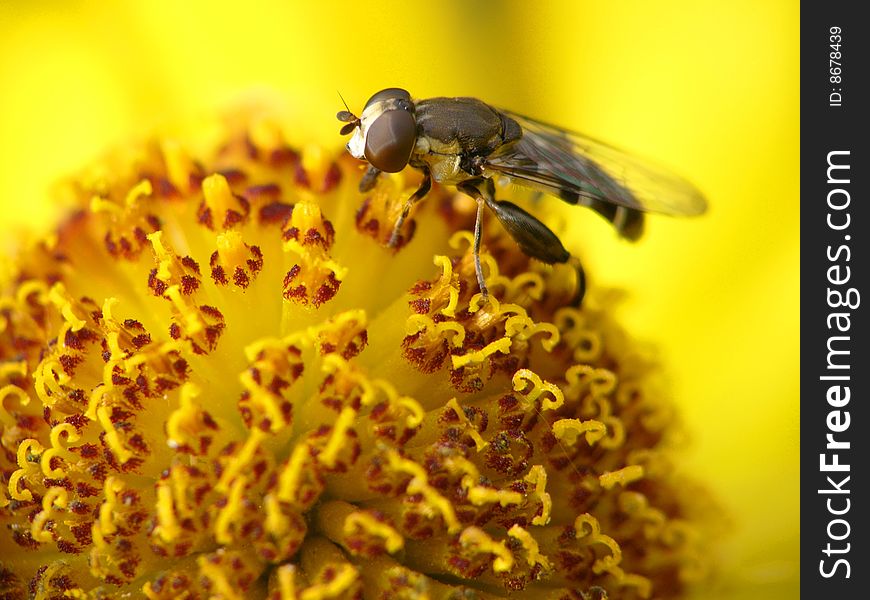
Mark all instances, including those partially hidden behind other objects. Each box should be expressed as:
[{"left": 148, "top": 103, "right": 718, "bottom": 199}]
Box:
[{"left": 337, "top": 87, "right": 707, "bottom": 301}]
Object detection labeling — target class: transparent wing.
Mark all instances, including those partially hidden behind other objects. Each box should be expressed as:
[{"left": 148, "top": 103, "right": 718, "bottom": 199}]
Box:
[{"left": 483, "top": 109, "right": 707, "bottom": 216}]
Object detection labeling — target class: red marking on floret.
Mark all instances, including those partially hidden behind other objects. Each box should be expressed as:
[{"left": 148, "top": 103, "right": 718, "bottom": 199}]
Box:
[
  {"left": 173, "top": 358, "right": 189, "bottom": 378},
  {"left": 354, "top": 198, "right": 371, "bottom": 226},
  {"left": 374, "top": 424, "right": 396, "bottom": 441},
  {"left": 485, "top": 452, "right": 515, "bottom": 475},
  {"left": 13, "top": 530, "right": 40, "bottom": 550},
  {"left": 64, "top": 413, "right": 88, "bottom": 430},
  {"left": 148, "top": 269, "right": 167, "bottom": 296},
  {"left": 64, "top": 327, "right": 98, "bottom": 350},
  {"left": 304, "top": 228, "right": 325, "bottom": 248},
  {"left": 69, "top": 522, "right": 92, "bottom": 549},
  {"left": 88, "top": 462, "right": 107, "bottom": 481},
  {"left": 283, "top": 226, "right": 299, "bottom": 242},
  {"left": 223, "top": 209, "right": 244, "bottom": 229},
  {"left": 199, "top": 305, "right": 223, "bottom": 319},
  {"left": 409, "top": 280, "right": 433, "bottom": 294},
  {"left": 211, "top": 264, "right": 228, "bottom": 285},
  {"left": 439, "top": 405, "right": 461, "bottom": 424},
  {"left": 284, "top": 286, "right": 307, "bottom": 302},
  {"left": 245, "top": 183, "right": 281, "bottom": 200},
  {"left": 75, "top": 482, "right": 100, "bottom": 498},
  {"left": 204, "top": 324, "right": 225, "bottom": 350},
  {"left": 323, "top": 220, "right": 336, "bottom": 244},
  {"left": 313, "top": 272, "right": 341, "bottom": 307},
  {"left": 111, "top": 372, "right": 132, "bottom": 386},
  {"left": 121, "top": 386, "right": 141, "bottom": 408},
  {"left": 217, "top": 168, "right": 248, "bottom": 185},
  {"left": 233, "top": 268, "right": 249, "bottom": 289},
  {"left": 180, "top": 275, "right": 199, "bottom": 295},
  {"left": 152, "top": 378, "right": 175, "bottom": 396},
  {"left": 401, "top": 334, "right": 448, "bottom": 374},
  {"left": 540, "top": 431, "right": 558, "bottom": 453},
  {"left": 294, "top": 161, "right": 310, "bottom": 188},
  {"left": 133, "top": 227, "right": 148, "bottom": 246},
  {"left": 409, "top": 298, "right": 430, "bottom": 314},
  {"left": 342, "top": 330, "right": 367, "bottom": 360},
  {"left": 283, "top": 265, "right": 300, "bottom": 285},
  {"left": 67, "top": 500, "right": 93, "bottom": 516},
  {"left": 322, "top": 161, "right": 342, "bottom": 192},
  {"left": 498, "top": 394, "right": 520, "bottom": 414},
  {"left": 247, "top": 246, "right": 264, "bottom": 273},
  {"left": 119, "top": 558, "right": 140, "bottom": 579},
  {"left": 181, "top": 256, "right": 201, "bottom": 274},
  {"left": 198, "top": 205, "right": 214, "bottom": 229},
  {"left": 146, "top": 214, "right": 162, "bottom": 230},
  {"left": 43, "top": 477, "right": 71, "bottom": 491},
  {"left": 15, "top": 414, "right": 40, "bottom": 431},
  {"left": 270, "top": 147, "right": 301, "bottom": 167},
  {"left": 58, "top": 354, "right": 82, "bottom": 376},
  {"left": 259, "top": 201, "right": 293, "bottom": 226},
  {"left": 108, "top": 407, "right": 133, "bottom": 422},
  {"left": 128, "top": 434, "right": 148, "bottom": 453},
  {"left": 78, "top": 443, "right": 99, "bottom": 459},
  {"left": 131, "top": 333, "right": 151, "bottom": 348},
  {"left": 118, "top": 237, "right": 134, "bottom": 258},
  {"left": 268, "top": 376, "right": 290, "bottom": 396}
]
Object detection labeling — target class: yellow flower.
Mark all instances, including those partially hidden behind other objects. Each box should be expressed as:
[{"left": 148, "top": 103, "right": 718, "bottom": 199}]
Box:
[{"left": 1, "top": 110, "right": 719, "bottom": 599}]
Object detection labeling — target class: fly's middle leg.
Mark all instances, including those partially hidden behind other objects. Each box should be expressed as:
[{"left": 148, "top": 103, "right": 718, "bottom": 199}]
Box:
[{"left": 388, "top": 167, "right": 431, "bottom": 248}]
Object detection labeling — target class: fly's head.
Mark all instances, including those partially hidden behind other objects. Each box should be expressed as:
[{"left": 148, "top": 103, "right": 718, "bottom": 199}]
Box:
[{"left": 337, "top": 87, "right": 417, "bottom": 173}]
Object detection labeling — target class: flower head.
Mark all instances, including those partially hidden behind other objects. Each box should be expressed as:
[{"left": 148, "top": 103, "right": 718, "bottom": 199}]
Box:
[{"left": 1, "top": 110, "right": 715, "bottom": 599}]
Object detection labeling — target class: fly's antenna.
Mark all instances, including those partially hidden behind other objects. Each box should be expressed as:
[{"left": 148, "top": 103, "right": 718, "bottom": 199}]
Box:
[
  {"left": 338, "top": 90, "right": 351, "bottom": 113},
  {"left": 336, "top": 90, "right": 360, "bottom": 135}
]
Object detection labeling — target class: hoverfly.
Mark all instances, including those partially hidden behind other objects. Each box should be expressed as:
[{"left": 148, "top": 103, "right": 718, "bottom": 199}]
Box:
[{"left": 337, "top": 88, "right": 706, "bottom": 300}]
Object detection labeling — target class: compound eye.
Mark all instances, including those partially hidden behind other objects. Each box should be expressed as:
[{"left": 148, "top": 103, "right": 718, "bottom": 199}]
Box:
[
  {"left": 365, "top": 87, "right": 411, "bottom": 109},
  {"left": 364, "top": 110, "right": 416, "bottom": 173}
]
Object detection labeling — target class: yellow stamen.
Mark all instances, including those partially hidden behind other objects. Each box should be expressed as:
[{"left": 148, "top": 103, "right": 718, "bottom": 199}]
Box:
[
  {"left": 459, "top": 527, "right": 514, "bottom": 573},
  {"left": 600, "top": 465, "right": 645, "bottom": 490}
]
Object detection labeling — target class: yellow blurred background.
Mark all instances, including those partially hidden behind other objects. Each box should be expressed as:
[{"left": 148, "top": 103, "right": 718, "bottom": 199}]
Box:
[{"left": 0, "top": 1, "right": 798, "bottom": 598}]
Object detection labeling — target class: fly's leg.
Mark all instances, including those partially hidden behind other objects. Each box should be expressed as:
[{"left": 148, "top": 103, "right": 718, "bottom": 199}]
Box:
[
  {"left": 359, "top": 165, "right": 381, "bottom": 192},
  {"left": 460, "top": 177, "right": 581, "bottom": 303},
  {"left": 388, "top": 167, "right": 431, "bottom": 248},
  {"left": 456, "top": 178, "right": 491, "bottom": 300},
  {"left": 568, "top": 256, "right": 587, "bottom": 306},
  {"left": 477, "top": 178, "right": 570, "bottom": 264},
  {"left": 472, "top": 193, "right": 488, "bottom": 299}
]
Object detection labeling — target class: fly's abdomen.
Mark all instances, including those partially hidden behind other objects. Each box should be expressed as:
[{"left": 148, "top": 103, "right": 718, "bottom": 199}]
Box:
[{"left": 588, "top": 201, "right": 645, "bottom": 241}]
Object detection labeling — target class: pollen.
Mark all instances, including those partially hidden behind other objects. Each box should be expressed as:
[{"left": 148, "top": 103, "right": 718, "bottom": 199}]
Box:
[{"left": 0, "top": 109, "right": 717, "bottom": 599}]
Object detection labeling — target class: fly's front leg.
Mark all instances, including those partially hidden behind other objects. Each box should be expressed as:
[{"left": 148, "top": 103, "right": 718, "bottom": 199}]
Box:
[
  {"left": 456, "top": 178, "right": 491, "bottom": 300},
  {"left": 359, "top": 165, "right": 381, "bottom": 192},
  {"left": 388, "top": 167, "right": 431, "bottom": 248}
]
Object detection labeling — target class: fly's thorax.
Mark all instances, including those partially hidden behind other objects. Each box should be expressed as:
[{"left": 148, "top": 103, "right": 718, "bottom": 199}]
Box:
[
  {"left": 407, "top": 136, "right": 460, "bottom": 184},
  {"left": 423, "top": 153, "right": 465, "bottom": 185},
  {"left": 415, "top": 97, "right": 506, "bottom": 157}
]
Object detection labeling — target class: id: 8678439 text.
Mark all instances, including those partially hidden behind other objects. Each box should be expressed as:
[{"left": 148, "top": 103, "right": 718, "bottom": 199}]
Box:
[{"left": 829, "top": 26, "right": 844, "bottom": 107}]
